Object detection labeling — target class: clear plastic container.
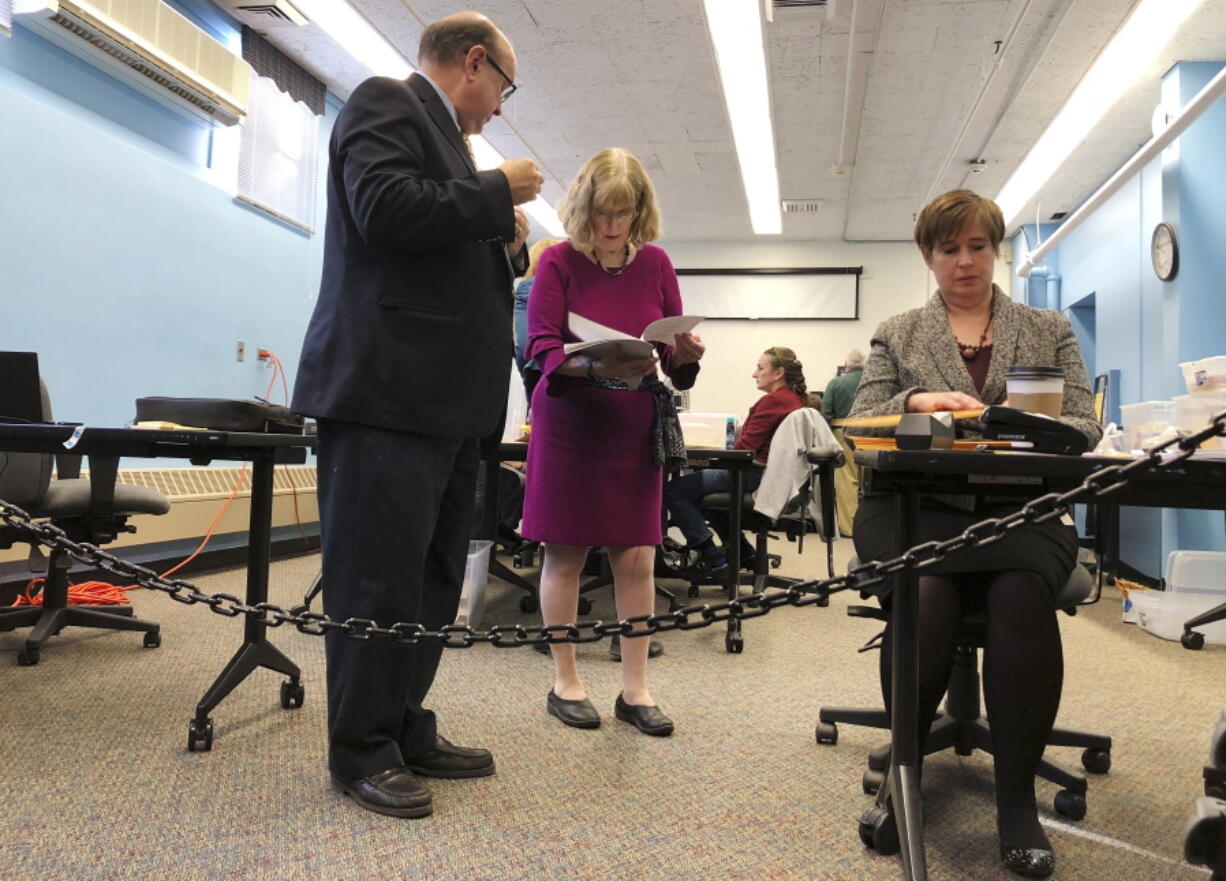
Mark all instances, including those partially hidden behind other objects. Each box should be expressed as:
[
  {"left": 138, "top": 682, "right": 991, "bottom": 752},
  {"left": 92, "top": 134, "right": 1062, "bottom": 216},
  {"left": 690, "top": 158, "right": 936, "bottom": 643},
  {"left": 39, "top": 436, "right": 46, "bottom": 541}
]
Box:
[
  {"left": 679, "top": 413, "right": 739, "bottom": 449},
  {"left": 1131, "top": 591, "right": 1226, "bottom": 645},
  {"left": 1166, "top": 550, "right": 1226, "bottom": 597},
  {"left": 1129, "top": 551, "right": 1226, "bottom": 645},
  {"left": 1179, "top": 356, "right": 1226, "bottom": 395},
  {"left": 455, "top": 540, "right": 492, "bottom": 627},
  {"left": 1173, "top": 394, "right": 1226, "bottom": 450},
  {"left": 1119, "top": 400, "right": 1176, "bottom": 450}
]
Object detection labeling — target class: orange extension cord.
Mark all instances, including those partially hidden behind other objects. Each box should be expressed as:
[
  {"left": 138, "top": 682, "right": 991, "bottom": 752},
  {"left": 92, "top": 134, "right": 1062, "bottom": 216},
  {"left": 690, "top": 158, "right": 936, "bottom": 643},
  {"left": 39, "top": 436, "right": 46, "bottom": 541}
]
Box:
[{"left": 10, "top": 350, "right": 314, "bottom": 610}]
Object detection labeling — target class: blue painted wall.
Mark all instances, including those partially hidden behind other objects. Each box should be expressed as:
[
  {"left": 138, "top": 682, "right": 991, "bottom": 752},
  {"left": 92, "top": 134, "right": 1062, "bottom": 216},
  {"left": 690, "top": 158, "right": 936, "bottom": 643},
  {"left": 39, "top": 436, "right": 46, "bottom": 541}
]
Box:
[
  {"left": 0, "top": 0, "right": 332, "bottom": 432},
  {"left": 1013, "top": 61, "right": 1226, "bottom": 578}
]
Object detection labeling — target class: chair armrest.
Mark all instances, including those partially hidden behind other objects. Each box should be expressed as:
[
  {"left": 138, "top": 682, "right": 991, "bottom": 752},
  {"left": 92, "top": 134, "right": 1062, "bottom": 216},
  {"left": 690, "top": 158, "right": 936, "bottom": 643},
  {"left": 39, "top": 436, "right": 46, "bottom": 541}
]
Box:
[
  {"left": 85, "top": 455, "right": 119, "bottom": 512},
  {"left": 55, "top": 453, "right": 83, "bottom": 479},
  {"left": 805, "top": 444, "right": 843, "bottom": 541},
  {"left": 806, "top": 443, "right": 845, "bottom": 468}
]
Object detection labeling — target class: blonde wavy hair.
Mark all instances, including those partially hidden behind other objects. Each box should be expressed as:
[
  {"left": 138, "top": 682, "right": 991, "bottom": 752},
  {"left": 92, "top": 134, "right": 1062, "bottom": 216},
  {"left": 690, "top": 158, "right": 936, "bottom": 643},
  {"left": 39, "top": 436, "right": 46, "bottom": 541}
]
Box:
[
  {"left": 558, "top": 148, "right": 662, "bottom": 253},
  {"left": 522, "top": 238, "right": 562, "bottom": 280}
]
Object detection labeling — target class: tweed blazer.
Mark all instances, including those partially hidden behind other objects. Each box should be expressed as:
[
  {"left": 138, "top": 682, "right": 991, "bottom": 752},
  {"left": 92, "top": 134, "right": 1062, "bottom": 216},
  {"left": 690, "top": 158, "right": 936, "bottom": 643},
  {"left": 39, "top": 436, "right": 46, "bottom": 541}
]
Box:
[{"left": 848, "top": 285, "right": 1102, "bottom": 448}]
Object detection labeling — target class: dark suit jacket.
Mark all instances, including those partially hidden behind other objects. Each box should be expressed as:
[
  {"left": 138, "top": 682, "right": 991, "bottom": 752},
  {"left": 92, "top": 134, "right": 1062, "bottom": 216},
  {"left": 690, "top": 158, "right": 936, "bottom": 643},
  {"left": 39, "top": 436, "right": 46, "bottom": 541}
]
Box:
[
  {"left": 849, "top": 286, "right": 1102, "bottom": 447},
  {"left": 293, "top": 74, "right": 520, "bottom": 438}
]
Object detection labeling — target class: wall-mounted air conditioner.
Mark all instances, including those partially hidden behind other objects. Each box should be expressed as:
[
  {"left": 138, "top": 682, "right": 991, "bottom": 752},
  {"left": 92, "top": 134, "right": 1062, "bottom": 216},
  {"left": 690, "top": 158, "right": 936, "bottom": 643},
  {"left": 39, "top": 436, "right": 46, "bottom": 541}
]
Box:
[{"left": 14, "top": 0, "right": 251, "bottom": 125}]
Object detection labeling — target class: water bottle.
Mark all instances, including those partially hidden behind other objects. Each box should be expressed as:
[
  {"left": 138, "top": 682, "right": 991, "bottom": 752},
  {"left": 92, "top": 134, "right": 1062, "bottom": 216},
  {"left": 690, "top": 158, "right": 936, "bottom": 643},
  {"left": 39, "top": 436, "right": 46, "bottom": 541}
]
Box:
[{"left": 726, "top": 416, "right": 736, "bottom": 449}]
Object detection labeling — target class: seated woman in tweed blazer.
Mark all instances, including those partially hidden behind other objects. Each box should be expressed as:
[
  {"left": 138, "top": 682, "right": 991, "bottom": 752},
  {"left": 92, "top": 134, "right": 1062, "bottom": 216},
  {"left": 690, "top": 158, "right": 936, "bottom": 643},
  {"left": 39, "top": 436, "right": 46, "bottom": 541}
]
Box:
[{"left": 848, "top": 189, "right": 1101, "bottom": 880}]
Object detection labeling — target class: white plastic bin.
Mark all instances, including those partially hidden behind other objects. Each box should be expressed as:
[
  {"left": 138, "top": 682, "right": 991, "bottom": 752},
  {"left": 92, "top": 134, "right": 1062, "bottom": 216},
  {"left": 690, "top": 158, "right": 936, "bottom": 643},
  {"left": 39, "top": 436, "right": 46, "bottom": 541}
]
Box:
[
  {"left": 1179, "top": 356, "right": 1226, "bottom": 395},
  {"left": 1131, "top": 551, "right": 1226, "bottom": 645},
  {"left": 1119, "top": 400, "right": 1175, "bottom": 450},
  {"left": 455, "top": 540, "right": 492, "bottom": 627},
  {"left": 1174, "top": 394, "right": 1226, "bottom": 450}
]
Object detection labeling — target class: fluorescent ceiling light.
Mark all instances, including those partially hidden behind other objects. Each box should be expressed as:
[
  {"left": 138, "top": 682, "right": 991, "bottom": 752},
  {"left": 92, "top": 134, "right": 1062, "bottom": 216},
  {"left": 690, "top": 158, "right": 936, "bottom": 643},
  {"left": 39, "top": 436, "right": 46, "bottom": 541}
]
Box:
[
  {"left": 702, "top": 0, "right": 781, "bottom": 235},
  {"left": 293, "top": 0, "right": 564, "bottom": 236},
  {"left": 996, "top": 0, "right": 1205, "bottom": 227},
  {"left": 292, "top": 0, "right": 411, "bottom": 79}
]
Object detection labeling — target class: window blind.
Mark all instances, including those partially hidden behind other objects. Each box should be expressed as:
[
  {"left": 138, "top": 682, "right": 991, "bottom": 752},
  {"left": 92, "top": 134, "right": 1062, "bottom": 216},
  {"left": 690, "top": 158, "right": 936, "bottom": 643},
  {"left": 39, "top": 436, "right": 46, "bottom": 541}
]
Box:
[
  {"left": 236, "top": 73, "right": 320, "bottom": 233},
  {"left": 0, "top": 0, "right": 13, "bottom": 38}
]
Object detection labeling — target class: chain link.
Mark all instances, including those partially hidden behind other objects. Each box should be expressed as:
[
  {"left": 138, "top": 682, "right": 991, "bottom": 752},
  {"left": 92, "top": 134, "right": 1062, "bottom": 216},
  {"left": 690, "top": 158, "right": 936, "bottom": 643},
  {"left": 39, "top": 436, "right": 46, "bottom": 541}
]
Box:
[{"left": 2, "top": 412, "right": 1223, "bottom": 647}]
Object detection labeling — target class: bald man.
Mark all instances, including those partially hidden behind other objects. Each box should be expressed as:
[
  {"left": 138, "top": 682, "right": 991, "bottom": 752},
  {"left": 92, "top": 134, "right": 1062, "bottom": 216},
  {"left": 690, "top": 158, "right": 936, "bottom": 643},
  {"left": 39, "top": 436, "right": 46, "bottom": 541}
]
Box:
[{"left": 293, "top": 12, "right": 544, "bottom": 818}]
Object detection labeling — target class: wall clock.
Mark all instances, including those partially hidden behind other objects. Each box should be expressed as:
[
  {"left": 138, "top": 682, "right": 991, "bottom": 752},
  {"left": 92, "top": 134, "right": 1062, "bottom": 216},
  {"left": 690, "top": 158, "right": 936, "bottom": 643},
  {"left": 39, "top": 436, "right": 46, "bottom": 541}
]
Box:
[{"left": 1151, "top": 221, "right": 1179, "bottom": 281}]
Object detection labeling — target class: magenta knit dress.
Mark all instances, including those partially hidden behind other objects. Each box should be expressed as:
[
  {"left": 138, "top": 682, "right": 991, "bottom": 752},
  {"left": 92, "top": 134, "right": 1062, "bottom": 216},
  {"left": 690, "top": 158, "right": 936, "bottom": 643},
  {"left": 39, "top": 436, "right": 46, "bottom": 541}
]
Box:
[{"left": 521, "top": 242, "right": 697, "bottom": 547}]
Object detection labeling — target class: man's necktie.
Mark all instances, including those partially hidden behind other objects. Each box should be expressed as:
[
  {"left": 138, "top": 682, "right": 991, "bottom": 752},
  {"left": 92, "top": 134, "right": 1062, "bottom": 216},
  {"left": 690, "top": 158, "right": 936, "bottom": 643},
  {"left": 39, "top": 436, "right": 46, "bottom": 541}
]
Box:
[{"left": 461, "top": 133, "right": 476, "bottom": 167}]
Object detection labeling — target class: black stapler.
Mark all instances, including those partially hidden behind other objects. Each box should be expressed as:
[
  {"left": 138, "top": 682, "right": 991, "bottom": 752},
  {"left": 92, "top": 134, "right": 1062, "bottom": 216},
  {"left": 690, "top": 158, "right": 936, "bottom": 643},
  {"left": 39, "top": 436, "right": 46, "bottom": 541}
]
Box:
[{"left": 980, "top": 405, "right": 1088, "bottom": 455}]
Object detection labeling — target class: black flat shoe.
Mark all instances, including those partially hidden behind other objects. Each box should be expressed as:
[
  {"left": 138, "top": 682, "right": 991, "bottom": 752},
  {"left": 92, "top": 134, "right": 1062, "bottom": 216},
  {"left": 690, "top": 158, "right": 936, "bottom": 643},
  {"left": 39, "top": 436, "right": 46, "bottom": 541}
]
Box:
[
  {"left": 332, "top": 767, "right": 432, "bottom": 818},
  {"left": 609, "top": 634, "right": 664, "bottom": 661},
  {"left": 614, "top": 693, "right": 674, "bottom": 736},
  {"left": 1000, "top": 844, "right": 1055, "bottom": 879},
  {"left": 547, "top": 689, "right": 601, "bottom": 729}
]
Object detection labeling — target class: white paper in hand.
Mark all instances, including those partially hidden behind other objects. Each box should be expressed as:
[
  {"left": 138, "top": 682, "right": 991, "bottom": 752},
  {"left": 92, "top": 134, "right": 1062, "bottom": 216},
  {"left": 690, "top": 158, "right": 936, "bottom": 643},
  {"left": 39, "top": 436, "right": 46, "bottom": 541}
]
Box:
[{"left": 562, "top": 313, "right": 704, "bottom": 360}]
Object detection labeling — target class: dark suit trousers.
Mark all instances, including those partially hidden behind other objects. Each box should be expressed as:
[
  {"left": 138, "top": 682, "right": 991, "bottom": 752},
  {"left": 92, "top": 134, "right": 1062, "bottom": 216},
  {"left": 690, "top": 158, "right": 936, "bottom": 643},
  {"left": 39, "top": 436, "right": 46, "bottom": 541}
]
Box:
[{"left": 317, "top": 418, "right": 479, "bottom": 780}]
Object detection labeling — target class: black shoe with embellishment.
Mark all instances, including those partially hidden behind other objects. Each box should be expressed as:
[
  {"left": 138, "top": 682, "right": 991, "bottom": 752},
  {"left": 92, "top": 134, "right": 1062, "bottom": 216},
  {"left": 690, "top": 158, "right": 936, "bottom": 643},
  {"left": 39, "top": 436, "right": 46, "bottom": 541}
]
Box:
[{"left": 999, "top": 844, "right": 1055, "bottom": 879}]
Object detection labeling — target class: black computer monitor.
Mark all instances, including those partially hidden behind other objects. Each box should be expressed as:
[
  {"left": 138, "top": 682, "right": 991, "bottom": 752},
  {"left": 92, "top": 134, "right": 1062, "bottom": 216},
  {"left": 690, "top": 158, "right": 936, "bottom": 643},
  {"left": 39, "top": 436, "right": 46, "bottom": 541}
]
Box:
[{"left": 0, "top": 352, "right": 44, "bottom": 422}]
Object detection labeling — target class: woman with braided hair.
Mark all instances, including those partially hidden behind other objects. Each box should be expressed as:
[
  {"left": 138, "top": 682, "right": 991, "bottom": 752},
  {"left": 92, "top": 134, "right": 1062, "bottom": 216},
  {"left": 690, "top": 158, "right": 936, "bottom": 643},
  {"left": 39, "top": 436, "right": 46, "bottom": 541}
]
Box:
[{"left": 665, "top": 346, "right": 807, "bottom": 577}]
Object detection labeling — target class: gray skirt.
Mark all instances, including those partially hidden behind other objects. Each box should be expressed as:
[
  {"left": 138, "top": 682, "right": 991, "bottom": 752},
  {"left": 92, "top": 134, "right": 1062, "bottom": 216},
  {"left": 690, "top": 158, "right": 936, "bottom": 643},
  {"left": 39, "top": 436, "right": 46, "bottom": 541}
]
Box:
[{"left": 851, "top": 494, "right": 1079, "bottom": 601}]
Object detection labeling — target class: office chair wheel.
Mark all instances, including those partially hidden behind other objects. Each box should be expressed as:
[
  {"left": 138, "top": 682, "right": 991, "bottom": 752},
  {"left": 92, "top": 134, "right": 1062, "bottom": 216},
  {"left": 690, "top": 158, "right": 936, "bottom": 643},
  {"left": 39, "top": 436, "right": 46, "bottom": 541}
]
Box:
[
  {"left": 687, "top": 585, "right": 700, "bottom": 598},
  {"left": 863, "top": 768, "right": 885, "bottom": 795},
  {"left": 518, "top": 595, "right": 539, "bottom": 614},
  {"left": 815, "top": 721, "right": 838, "bottom": 745},
  {"left": 577, "top": 598, "right": 592, "bottom": 616},
  {"left": 1182, "top": 630, "right": 1206, "bottom": 650},
  {"left": 143, "top": 631, "right": 161, "bottom": 649},
  {"left": 858, "top": 805, "right": 899, "bottom": 854},
  {"left": 1206, "top": 782, "right": 1226, "bottom": 799},
  {"left": 187, "top": 718, "right": 214, "bottom": 752},
  {"left": 1053, "top": 789, "right": 1087, "bottom": 821},
  {"left": 280, "top": 679, "right": 305, "bottom": 710},
  {"left": 1081, "top": 747, "right": 1111, "bottom": 774},
  {"left": 16, "top": 645, "right": 39, "bottom": 666},
  {"left": 725, "top": 631, "right": 744, "bottom": 654}
]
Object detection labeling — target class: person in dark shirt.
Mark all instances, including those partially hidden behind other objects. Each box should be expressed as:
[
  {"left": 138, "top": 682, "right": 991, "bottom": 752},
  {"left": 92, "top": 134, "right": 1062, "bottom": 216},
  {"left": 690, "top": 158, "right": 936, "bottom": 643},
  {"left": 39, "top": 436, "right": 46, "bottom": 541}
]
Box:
[
  {"left": 665, "top": 347, "right": 806, "bottom": 577},
  {"left": 822, "top": 349, "right": 865, "bottom": 536}
]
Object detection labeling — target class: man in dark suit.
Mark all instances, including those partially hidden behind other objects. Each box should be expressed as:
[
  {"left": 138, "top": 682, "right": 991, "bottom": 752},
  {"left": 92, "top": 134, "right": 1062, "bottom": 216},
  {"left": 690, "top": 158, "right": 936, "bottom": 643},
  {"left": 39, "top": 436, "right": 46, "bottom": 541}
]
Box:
[{"left": 291, "top": 11, "right": 543, "bottom": 818}]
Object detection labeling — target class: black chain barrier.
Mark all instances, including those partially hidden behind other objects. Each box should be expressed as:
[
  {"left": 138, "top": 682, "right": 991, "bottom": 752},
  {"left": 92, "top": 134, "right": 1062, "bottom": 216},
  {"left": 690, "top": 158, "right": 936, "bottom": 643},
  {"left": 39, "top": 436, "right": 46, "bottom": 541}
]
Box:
[{"left": 2, "top": 413, "right": 1224, "bottom": 648}]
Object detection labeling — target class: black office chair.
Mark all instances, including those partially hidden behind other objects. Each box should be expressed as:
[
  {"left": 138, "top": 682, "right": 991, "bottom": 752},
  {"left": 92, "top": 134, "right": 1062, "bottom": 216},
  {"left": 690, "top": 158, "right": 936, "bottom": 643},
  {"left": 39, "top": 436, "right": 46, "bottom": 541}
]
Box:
[
  {"left": 0, "top": 383, "right": 169, "bottom": 666},
  {"left": 1184, "top": 711, "right": 1226, "bottom": 879},
  {"left": 690, "top": 408, "right": 844, "bottom": 599},
  {"left": 815, "top": 561, "right": 1111, "bottom": 821}
]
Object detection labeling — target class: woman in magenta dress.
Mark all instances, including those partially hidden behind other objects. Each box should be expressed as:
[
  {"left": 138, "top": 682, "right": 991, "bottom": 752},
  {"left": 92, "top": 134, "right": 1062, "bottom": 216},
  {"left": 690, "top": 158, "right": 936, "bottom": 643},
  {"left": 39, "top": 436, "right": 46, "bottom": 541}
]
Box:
[{"left": 522, "top": 148, "right": 704, "bottom": 736}]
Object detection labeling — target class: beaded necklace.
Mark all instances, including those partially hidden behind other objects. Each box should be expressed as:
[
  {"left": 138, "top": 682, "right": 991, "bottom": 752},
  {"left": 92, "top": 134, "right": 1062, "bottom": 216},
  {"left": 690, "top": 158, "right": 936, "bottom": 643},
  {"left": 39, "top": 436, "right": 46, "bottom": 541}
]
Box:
[
  {"left": 595, "top": 244, "right": 630, "bottom": 277},
  {"left": 958, "top": 314, "right": 993, "bottom": 361}
]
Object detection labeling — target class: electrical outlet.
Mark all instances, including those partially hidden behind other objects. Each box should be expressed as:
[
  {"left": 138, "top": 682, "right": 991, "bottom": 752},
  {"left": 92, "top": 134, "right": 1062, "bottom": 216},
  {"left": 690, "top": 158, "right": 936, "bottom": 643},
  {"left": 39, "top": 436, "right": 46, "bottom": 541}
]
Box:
[{"left": 236, "top": 340, "right": 245, "bottom": 362}]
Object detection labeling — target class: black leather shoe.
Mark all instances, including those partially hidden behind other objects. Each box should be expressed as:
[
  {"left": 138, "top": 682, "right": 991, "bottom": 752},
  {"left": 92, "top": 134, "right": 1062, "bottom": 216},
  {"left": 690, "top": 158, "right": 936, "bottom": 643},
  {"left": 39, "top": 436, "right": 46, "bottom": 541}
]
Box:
[
  {"left": 1000, "top": 844, "right": 1055, "bottom": 879},
  {"left": 547, "top": 689, "right": 601, "bottom": 728},
  {"left": 332, "top": 767, "right": 432, "bottom": 818},
  {"left": 404, "top": 735, "right": 495, "bottom": 779},
  {"left": 609, "top": 634, "right": 664, "bottom": 661},
  {"left": 614, "top": 693, "right": 674, "bottom": 736},
  {"left": 690, "top": 552, "right": 729, "bottom": 581}
]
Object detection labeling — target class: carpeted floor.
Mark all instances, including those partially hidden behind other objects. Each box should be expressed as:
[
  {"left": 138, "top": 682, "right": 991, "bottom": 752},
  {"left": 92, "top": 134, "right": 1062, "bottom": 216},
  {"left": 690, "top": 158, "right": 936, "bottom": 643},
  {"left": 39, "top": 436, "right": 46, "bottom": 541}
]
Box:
[{"left": 0, "top": 537, "right": 1220, "bottom": 881}]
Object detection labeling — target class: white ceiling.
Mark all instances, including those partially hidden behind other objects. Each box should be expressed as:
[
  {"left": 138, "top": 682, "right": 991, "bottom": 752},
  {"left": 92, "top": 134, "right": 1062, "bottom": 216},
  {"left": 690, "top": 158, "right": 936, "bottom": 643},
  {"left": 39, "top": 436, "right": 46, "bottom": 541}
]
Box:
[{"left": 236, "top": 0, "right": 1226, "bottom": 243}]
